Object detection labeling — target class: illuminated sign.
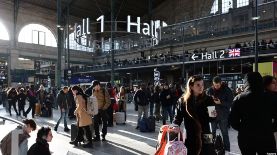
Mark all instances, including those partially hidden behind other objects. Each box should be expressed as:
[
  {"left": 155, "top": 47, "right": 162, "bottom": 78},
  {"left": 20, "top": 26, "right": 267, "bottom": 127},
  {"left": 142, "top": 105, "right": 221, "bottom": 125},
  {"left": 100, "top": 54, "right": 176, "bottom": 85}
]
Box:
[
  {"left": 190, "top": 48, "right": 241, "bottom": 61},
  {"left": 74, "top": 15, "right": 167, "bottom": 47}
]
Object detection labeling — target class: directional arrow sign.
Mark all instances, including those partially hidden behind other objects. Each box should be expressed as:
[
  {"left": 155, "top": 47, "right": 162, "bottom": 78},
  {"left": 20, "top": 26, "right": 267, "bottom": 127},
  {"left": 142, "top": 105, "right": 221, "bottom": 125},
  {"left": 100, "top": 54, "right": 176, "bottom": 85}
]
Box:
[{"left": 191, "top": 54, "right": 198, "bottom": 61}]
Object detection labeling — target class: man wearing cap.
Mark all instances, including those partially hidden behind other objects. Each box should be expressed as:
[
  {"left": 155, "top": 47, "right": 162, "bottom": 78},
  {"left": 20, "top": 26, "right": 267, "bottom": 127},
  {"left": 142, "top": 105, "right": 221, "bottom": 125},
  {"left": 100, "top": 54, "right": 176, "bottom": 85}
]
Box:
[
  {"left": 206, "top": 76, "right": 233, "bottom": 152},
  {"left": 91, "top": 80, "right": 111, "bottom": 141}
]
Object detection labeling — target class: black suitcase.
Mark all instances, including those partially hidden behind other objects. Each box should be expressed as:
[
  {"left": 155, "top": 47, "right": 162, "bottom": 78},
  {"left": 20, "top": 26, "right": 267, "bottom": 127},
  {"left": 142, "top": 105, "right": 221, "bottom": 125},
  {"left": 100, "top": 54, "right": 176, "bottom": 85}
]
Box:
[
  {"left": 71, "top": 123, "right": 78, "bottom": 141},
  {"left": 147, "top": 116, "right": 156, "bottom": 132}
]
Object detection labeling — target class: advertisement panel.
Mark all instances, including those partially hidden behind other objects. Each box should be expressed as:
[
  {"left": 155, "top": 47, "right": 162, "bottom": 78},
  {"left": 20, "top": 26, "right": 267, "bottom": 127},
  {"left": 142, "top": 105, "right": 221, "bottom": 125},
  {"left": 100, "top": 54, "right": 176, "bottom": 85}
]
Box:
[{"left": 253, "top": 62, "right": 273, "bottom": 77}]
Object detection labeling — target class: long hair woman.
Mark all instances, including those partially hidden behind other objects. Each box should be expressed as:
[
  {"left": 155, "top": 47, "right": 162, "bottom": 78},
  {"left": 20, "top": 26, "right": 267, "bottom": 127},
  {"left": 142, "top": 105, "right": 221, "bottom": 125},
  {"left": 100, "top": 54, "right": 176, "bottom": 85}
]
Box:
[
  {"left": 173, "top": 75, "right": 217, "bottom": 155},
  {"left": 69, "top": 85, "right": 93, "bottom": 148}
]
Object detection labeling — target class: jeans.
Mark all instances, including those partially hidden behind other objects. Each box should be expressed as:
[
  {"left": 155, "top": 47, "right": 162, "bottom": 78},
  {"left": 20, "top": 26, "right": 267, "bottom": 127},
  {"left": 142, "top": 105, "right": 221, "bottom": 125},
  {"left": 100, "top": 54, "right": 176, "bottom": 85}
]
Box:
[
  {"left": 137, "top": 105, "right": 149, "bottom": 126},
  {"left": 211, "top": 119, "right": 230, "bottom": 151},
  {"left": 94, "top": 109, "right": 108, "bottom": 137},
  {"left": 162, "top": 105, "right": 173, "bottom": 125},
  {"left": 55, "top": 111, "right": 68, "bottom": 129}
]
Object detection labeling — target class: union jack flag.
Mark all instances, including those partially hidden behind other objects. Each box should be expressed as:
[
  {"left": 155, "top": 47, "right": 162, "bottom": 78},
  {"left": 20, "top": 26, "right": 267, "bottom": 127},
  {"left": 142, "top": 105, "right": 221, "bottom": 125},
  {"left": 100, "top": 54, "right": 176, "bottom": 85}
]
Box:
[{"left": 228, "top": 48, "right": 240, "bottom": 57}]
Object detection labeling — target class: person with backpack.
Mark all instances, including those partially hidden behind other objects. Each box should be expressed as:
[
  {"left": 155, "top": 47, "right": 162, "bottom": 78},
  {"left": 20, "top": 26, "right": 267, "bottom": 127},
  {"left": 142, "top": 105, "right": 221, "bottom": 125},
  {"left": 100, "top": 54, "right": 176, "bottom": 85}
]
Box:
[
  {"left": 0, "top": 119, "right": 36, "bottom": 155},
  {"left": 54, "top": 86, "right": 70, "bottom": 132},
  {"left": 133, "top": 84, "right": 149, "bottom": 130},
  {"left": 91, "top": 80, "right": 111, "bottom": 141},
  {"left": 173, "top": 75, "right": 217, "bottom": 155}
]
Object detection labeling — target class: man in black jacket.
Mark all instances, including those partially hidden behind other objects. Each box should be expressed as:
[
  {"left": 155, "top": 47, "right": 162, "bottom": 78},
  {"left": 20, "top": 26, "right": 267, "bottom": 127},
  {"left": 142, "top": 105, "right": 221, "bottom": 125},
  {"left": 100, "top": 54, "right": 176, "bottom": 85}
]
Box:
[
  {"left": 54, "top": 87, "right": 70, "bottom": 132},
  {"left": 133, "top": 84, "right": 149, "bottom": 129},
  {"left": 230, "top": 72, "right": 277, "bottom": 154},
  {"left": 206, "top": 76, "right": 233, "bottom": 152}
]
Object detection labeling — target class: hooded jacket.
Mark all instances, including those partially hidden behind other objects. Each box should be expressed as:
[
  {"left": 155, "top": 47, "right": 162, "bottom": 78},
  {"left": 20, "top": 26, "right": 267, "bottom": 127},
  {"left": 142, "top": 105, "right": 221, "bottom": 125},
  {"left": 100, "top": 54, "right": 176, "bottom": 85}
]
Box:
[{"left": 230, "top": 72, "right": 277, "bottom": 138}]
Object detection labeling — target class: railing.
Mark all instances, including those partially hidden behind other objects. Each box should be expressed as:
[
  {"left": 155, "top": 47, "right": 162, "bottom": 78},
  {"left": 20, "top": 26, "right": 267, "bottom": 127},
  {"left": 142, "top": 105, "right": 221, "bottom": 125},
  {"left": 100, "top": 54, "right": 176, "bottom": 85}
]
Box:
[
  {"left": 0, "top": 116, "right": 24, "bottom": 155},
  {"left": 72, "top": 45, "right": 277, "bottom": 73}
]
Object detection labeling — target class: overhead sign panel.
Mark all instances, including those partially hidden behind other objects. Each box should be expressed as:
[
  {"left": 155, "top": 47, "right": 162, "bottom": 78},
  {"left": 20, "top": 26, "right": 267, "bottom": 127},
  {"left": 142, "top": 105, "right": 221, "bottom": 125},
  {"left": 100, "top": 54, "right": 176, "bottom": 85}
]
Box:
[{"left": 189, "top": 48, "right": 241, "bottom": 61}]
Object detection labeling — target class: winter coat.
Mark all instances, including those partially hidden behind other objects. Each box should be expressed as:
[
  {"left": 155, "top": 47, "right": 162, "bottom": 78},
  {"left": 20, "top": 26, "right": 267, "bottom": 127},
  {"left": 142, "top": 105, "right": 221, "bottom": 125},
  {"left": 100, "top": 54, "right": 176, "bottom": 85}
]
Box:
[
  {"left": 159, "top": 89, "right": 173, "bottom": 106},
  {"left": 133, "top": 89, "right": 149, "bottom": 106},
  {"left": 230, "top": 72, "right": 277, "bottom": 149},
  {"left": 27, "top": 89, "right": 37, "bottom": 104},
  {"left": 56, "top": 90, "right": 69, "bottom": 110},
  {"left": 206, "top": 83, "right": 233, "bottom": 120},
  {"left": 36, "top": 89, "right": 46, "bottom": 104},
  {"left": 7, "top": 91, "right": 17, "bottom": 104},
  {"left": 0, "top": 126, "right": 30, "bottom": 155},
  {"left": 93, "top": 88, "right": 111, "bottom": 110},
  {"left": 17, "top": 93, "right": 27, "bottom": 106},
  {"left": 75, "top": 95, "right": 93, "bottom": 127},
  {"left": 173, "top": 94, "right": 216, "bottom": 155},
  {"left": 27, "top": 139, "right": 50, "bottom": 155}
]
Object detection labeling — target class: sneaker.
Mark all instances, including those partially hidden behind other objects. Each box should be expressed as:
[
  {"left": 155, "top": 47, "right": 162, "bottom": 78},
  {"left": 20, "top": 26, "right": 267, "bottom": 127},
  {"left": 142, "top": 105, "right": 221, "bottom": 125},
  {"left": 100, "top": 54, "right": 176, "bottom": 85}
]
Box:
[
  {"left": 135, "top": 126, "right": 139, "bottom": 130},
  {"left": 93, "top": 137, "right": 100, "bottom": 142},
  {"left": 64, "top": 128, "right": 70, "bottom": 132}
]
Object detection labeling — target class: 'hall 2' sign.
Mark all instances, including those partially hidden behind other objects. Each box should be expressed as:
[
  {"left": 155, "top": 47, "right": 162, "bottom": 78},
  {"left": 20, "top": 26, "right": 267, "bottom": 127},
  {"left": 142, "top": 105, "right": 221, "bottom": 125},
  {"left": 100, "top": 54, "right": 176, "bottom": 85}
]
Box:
[{"left": 190, "top": 48, "right": 241, "bottom": 61}]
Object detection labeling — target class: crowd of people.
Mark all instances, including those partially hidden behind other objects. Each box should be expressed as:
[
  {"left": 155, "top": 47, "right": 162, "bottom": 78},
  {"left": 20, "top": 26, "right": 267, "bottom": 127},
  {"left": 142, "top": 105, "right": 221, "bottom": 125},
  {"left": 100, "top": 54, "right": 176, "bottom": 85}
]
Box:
[{"left": 0, "top": 72, "right": 276, "bottom": 154}]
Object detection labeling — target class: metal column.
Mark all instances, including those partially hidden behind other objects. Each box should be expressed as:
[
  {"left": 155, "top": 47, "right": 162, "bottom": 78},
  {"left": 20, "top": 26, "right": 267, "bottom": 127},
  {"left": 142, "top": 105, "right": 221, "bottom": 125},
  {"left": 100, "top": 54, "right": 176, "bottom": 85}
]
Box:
[
  {"left": 254, "top": 0, "right": 259, "bottom": 72},
  {"left": 56, "top": 0, "right": 62, "bottom": 88},
  {"left": 110, "top": 0, "right": 115, "bottom": 85},
  {"left": 66, "top": 0, "right": 70, "bottom": 86}
]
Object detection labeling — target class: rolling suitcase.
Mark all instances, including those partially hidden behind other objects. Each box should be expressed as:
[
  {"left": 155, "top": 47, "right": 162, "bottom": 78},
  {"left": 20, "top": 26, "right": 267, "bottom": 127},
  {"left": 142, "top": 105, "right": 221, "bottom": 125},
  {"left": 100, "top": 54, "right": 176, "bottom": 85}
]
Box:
[
  {"left": 115, "top": 112, "right": 125, "bottom": 124},
  {"left": 71, "top": 123, "right": 78, "bottom": 141},
  {"left": 35, "top": 103, "right": 41, "bottom": 116},
  {"left": 147, "top": 116, "right": 156, "bottom": 132}
]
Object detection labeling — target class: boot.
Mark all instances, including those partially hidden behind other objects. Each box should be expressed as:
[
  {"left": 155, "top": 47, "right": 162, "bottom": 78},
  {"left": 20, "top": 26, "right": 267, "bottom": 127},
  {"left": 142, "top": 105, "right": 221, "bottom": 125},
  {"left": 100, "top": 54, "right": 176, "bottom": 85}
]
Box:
[
  {"left": 93, "top": 136, "right": 100, "bottom": 142},
  {"left": 82, "top": 142, "right": 93, "bottom": 148},
  {"left": 69, "top": 140, "right": 79, "bottom": 147}
]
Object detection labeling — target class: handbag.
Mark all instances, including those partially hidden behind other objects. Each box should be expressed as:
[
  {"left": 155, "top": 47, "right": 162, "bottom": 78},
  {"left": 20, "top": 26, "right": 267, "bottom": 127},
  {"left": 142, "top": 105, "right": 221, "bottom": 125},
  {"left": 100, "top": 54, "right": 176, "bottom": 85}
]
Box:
[{"left": 214, "top": 134, "right": 225, "bottom": 155}]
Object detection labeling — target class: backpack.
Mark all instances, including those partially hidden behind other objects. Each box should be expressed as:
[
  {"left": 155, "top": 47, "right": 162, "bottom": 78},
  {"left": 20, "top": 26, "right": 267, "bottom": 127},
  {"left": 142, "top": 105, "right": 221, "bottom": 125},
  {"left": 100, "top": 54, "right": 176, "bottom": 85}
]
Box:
[
  {"left": 87, "top": 95, "right": 98, "bottom": 115},
  {"left": 155, "top": 125, "right": 186, "bottom": 155},
  {"left": 139, "top": 117, "right": 149, "bottom": 132}
]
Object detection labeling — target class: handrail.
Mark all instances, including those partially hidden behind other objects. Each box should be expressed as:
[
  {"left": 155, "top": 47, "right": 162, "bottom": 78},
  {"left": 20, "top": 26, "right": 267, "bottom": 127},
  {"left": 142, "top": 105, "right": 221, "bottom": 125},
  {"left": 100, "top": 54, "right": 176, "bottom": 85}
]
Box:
[{"left": 0, "top": 115, "right": 24, "bottom": 126}]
